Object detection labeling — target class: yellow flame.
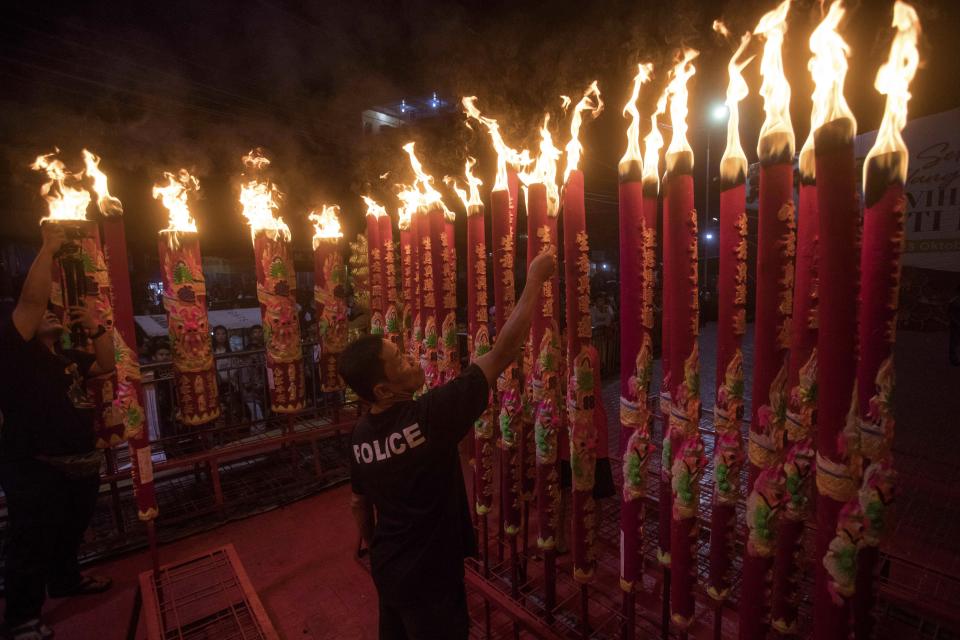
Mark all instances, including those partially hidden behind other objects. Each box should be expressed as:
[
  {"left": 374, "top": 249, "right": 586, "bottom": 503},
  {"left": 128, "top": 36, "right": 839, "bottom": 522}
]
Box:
[
  {"left": 864, "top": 1, "right": 920, "bottom": 185},
  {"left": 753, "top": 0, "right": 795, "bottom": 158},
  {"left": 30, "top": 150, "right": 91, "bottom": 223},
  {"left": 154, "top": 169, "right": 199, "bottom": 240},
  {"left": 444, "top": 156, "right": 484, "bottom": 211},
  {"left": 238, "top": 149, "right": 289, "bottom": 243},
  {"left": 563, "top": 81, "right": 603, "bottom": 183},
  {"left": 620, "top": 63, "right": 654, "bottom": 172},
  {"left": 641, "top": 85, "right": 670, "bottom": 187},
  {"left": 665, "top": 49, "right": 699, "bottom": 161},
  {"left": 808, "top": 1, "right": 856, "bottom": 136},
  {"left": 712, "top": 19, "right": 731, "bottom": 39},
  {"left": 81, "top": 149, "right": 123, "bottom": 216},
  {"left": 361, "top": 195, "right": 388, "bottom": 219},
  {"left": 402, "top": 142, "right": 453, "bottom": 220},
  {"left": 309, "top": 204, "right": 343, "bottom": 247},
  {"left": 461, "top": 97, "right": 531, "bottom": 192},
  {"left": 718, "top": 29, "right": 754, "bottom": 180},
  {"left": 517, "top": 114, "right": 563, "bottom": 216}
]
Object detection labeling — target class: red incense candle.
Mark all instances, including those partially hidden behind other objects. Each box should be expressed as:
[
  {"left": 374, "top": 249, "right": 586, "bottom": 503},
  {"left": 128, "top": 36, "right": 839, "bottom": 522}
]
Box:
[
  {"left": 813, "top": 117, "right": 861, "bottom": 640},
  {"left": 398, "top": 212, "right": 415, "bottom": 352},
  {"left": 771, "top": 166, "right": 819, "bottom": 635},
  {"left": 379, "top": 213, "right": 401, "bottom": 346},
  {"left": 312, "top": 223, "right": 347, "bottom": 393},
  {"left": 366, "top": 212, "right": 383, "bottom": 336},
  {"left": 492, "top": 187, "right": 522, "bottom": 536},
  {"left": 439, "top": 209, "right": 459, "bottom": 384},
  {"left": 563, "top": 168, "right": 598, "bottom": 582},
  {"left": 102, "top": 217, "right": 158, "bottom": 521},
  {"left": 158, "top": 232, "right": 220, "bottom": 425},
  {"left": 412, "top": 209, "right": 426, "bottom": 359},
  {"left": 421, "top": 206, "right": 446, "bottom": 389}
]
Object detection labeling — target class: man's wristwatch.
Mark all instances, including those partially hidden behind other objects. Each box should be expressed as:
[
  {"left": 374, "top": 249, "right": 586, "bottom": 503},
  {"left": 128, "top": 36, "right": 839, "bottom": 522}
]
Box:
[{"left": 89, "top": 324, "right": 108, "bottom": 340}]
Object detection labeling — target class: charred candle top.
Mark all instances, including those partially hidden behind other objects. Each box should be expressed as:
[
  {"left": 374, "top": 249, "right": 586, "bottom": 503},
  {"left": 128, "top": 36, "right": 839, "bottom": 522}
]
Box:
[
  {"left": 563, "top": 81, "right": 603, "bottom": 184},
  {"left": 239, "top": 149, "right": 290, "bottom": 243},
  {"left": 518, "top": 114, "right": 563, "bottom": 216},
  {"left": 753, "top": 0, "right": 795, "bottom": 165},
  {"left": 30, "top": 150, "right": 92, "bottom": 223},
  {"left": 714, "top": 22, "right": 753, "bottom": 189},
  {"left": 461, "top": 96, "right": 531, "bottom": 193},
  {"left": 154, "top": 169, "right": 200, "bottom": 246},
  {"left": 641, "top": 86, "right": 669, "bottom": 195},
  {"left": 864, "top": 1, "right": 921, "bottom": 200},
  {"left": 619, "top": 63, "right": 653, "bottom": 182},
  {"left": 665, "top": 48, "right": 698, "bottom": 176},
  {"left": 309, "top": 204, "right": 343, "bottom": 248},
  {"left": 444, "top": 156, "right": 484, "bottom": 214},
  {"left": 808, "top": 1, "right": 857, "bottom": 145}
]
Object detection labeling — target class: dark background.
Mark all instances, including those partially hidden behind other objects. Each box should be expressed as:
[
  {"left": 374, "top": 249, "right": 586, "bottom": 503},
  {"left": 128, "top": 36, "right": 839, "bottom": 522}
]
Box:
[{"left": 1, "top": 0, "right": 957, "bottom": 269}]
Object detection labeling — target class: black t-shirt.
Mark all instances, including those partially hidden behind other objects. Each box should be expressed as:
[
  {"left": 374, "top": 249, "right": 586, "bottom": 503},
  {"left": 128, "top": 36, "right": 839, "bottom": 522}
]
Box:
[
  {"left": 350, "top": 363, "right": 489, "bottom": 604},
  {"left": 0, "top": 319, "right": 97, "bottom": 461}
]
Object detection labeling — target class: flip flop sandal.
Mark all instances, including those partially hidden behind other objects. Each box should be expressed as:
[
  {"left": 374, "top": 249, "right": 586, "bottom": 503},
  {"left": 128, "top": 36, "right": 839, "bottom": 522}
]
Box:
[{"left": 47, "top": 575, "right": 112, "bottom": 598}]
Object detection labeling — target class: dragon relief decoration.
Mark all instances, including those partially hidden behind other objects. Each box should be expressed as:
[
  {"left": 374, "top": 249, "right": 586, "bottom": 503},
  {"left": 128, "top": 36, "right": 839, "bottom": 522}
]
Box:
[
  {"left": 533, "top": 327, "right": 562, "bottom": 465},
  {"left": 859, "top": 458, "right": 895, "bottom": 549},
  {"left": 861, "top": 356, "right": 895, "bottom": 462},
  {"left": 823, "top": 499, "right": 866, "bottom": 605},
  {"left": 781, "top": 439, "right": 816, "bottom": 522},
  {"left": 420, "top": 315, "right": 439, "bottom": 390},
  {"left": 567, "top": 346, "right": 598, "bottom": 493},
  {"left": 314, "top": 247, "right": 348, "bottom": 392},
  {"left": 671, "top": 435, "right": 707, "bottom": 520},
  {"left": 622, "top": 336, "right": 654, "bottom": 502},
  {"left": 714, "top": 350, "right": 744, "bottom": 505},
  {"left": 750, "top": 363, "right": 788, "bottom": 471},
  {"left": 786, "top": 349, "right": 818, "bottom": 443},
  {"left": 745, "top": 467, "right": 785, "bottom": 557}
]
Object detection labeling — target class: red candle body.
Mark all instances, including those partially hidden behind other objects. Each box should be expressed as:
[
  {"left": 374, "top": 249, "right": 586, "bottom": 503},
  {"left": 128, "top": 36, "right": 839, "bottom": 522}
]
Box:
[
  {"left": 439, "top": 213, "right": 460, "bottom": 384},
  {"left": 527, "top": 183, "right": 562, "bottom": 551},
  {"left": 253, "top": 232, "right": 306, "bottom": 413},
  {"left": 492, "top": 188, "right": 522, "bottom": 535},
  {"left": 813, "top": 120, "right": 862, "bottom": 640},
  {"left": 399, "top": 223, "right": 414, "bottom": 352},
  {"left": 366, "top": 214, "right": 383, "bottom": 336},
  {"left": 467, "top": 206, "right": 496, "bottom": 515},
  {"left": 420, "top": 207, "right": 446, "bottom": 390},
  {"left": 313, "top": 239, "right": 347, "bottom": 392},
  {"left": 563, "top": 170, "right": 598, "bottom": 582},
  {"left": 412, "top": 211, "right": 427, "bottom": 359},
  {"left": 853, "top": 156, "right": 904, "bottom": 640},
  {"left": 771, "top": 179, "right": 819, "bottom": 634},
  {"left": 158, "top": 233, "right": 220, "bottom": 426},
  {"left": 741, "top": 158, "right": 796, "bottom": 640},
  {"left": 708, "top": 179, "right": 747, "bottom": 602},
  {"left": 618, "top": 175, "right": 654, "bottom": 593},
  {"left": 103, "top": 217, "right": 158, "bottom": 521},
  {"left": 379, "top": 215, "right": 401, "bottom": 346},
  {"left": 661, "top": 153, "right": 703, "bottom": 628}
]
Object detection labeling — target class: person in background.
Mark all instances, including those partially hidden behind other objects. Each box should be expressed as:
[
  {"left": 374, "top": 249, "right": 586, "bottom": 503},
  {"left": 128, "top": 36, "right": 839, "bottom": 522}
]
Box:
[
  {"left": 0, "top": 224, "right": 114, "bottom": 640},
  {"left": 212, "top": 325, "right": 239, "bottom": 423},
  {"left": 240, "top": 325, "right": 267, "bottom": 423},
  {"left": 340, "top": 248, "right": 556, "bottom": 640}
]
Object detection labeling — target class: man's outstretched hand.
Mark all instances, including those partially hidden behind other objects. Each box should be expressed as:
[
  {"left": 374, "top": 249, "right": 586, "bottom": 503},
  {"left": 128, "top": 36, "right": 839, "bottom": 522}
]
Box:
[{"left": 528, "top": 246, "right": 557, "bottom": 285}]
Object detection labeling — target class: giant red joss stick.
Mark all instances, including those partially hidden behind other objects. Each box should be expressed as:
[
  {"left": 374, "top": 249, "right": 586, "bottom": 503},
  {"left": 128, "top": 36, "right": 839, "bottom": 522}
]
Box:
[
  {"left": 658, "top": 50, "right": 704, "bottom": 630},
  {"left": 561, "top": 82, "right": 602, "bottom": 589},
  {"left": 616, "top": 64, "right": 653, "bottom": 629},
  {"left": 770, "top": 135, "right": 820, "bottom": 636},
  {"left": 740, "top": 4, "right": 796, "bottom": 637},
  {"left": 378, "top": 206, "right": 401, "bottom": 347},
  {"left": 707, "top": 27, "right": 751, "bottom": 610},
  {"left": 154, "top": 171, "right": 220, "bottom": 427},
  {"left": 439, "top": 205, "right": 459, "bottom": 384},
  {"left": 808, "top": 6, "right": 862, "bottom": 639},
  {"left": 854, "top": 5, "right": 919, "bottom": 637},
  {"left": 397, "top": 207, "right": 415, "bottom": 351},
  {"left": 239, "top": 150, "right": 305, "bottom": 414},
  {"left": 310, "top": 205, "right": 347, "bottom": 393},
  {"left": 366, "top": 206, "right": 384, "bottom": 336}
]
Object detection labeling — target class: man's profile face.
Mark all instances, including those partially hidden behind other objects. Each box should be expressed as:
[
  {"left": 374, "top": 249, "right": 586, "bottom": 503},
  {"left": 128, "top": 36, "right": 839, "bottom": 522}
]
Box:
[
  {"left": 379, "top": 338, "right": 425, "bottom": 396},
  {"left": 37, "top": 310, "right": 64, "bottom": 338}
]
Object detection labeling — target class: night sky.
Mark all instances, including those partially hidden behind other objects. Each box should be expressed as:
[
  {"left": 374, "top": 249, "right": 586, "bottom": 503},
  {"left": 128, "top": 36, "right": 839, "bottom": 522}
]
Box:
[{"left": 1, "top": 0, "right": 958, "bottom": 264}]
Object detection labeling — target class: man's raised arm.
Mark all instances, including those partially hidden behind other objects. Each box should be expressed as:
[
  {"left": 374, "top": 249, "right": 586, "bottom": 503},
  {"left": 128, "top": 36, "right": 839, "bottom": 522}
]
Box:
[
  {"left": 475, "top": 247, "right": 556, "bottom": 388},
  {"left": 12, "top": 224, "right": 65, "bottom": 341}
]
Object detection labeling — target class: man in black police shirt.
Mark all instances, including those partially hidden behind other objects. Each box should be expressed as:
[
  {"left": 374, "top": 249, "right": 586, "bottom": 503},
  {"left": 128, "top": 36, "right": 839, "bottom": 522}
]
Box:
[
  {"left": 0, "top": 224, "right": 115, "bottom": 640},
  {"left": 339, "top": 247, "right": 556, "bottom": 639}
]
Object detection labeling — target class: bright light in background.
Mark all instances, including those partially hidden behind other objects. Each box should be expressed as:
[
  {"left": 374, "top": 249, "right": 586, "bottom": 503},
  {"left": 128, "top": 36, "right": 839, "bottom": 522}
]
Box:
[
  {"left": 711, "top": 104, "right": 729, "bottom": 122},
  {"left": 704, "top": 232, "right": 715, "bottom": 241}
]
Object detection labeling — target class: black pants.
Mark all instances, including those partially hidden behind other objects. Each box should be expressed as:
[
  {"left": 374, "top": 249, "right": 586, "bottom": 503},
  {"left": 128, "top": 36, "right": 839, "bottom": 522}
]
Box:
[
  {"left": 0, "top": 458, "right": 100, "bottom": 626},
  {"left": 378, "top": 583, "right": 469, "bottom": 640}
]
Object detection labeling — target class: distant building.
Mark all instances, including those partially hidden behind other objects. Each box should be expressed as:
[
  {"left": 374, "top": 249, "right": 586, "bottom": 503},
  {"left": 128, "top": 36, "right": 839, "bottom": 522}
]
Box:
[{"left": 361, "top": 93, "right": 455, "bottom": 134}]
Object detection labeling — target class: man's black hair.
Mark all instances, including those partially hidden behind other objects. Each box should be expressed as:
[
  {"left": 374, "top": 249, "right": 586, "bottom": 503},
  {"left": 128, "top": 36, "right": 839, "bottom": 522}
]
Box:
[{"left": 338, "top": 335, "right": 387, "bottom": 403}]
